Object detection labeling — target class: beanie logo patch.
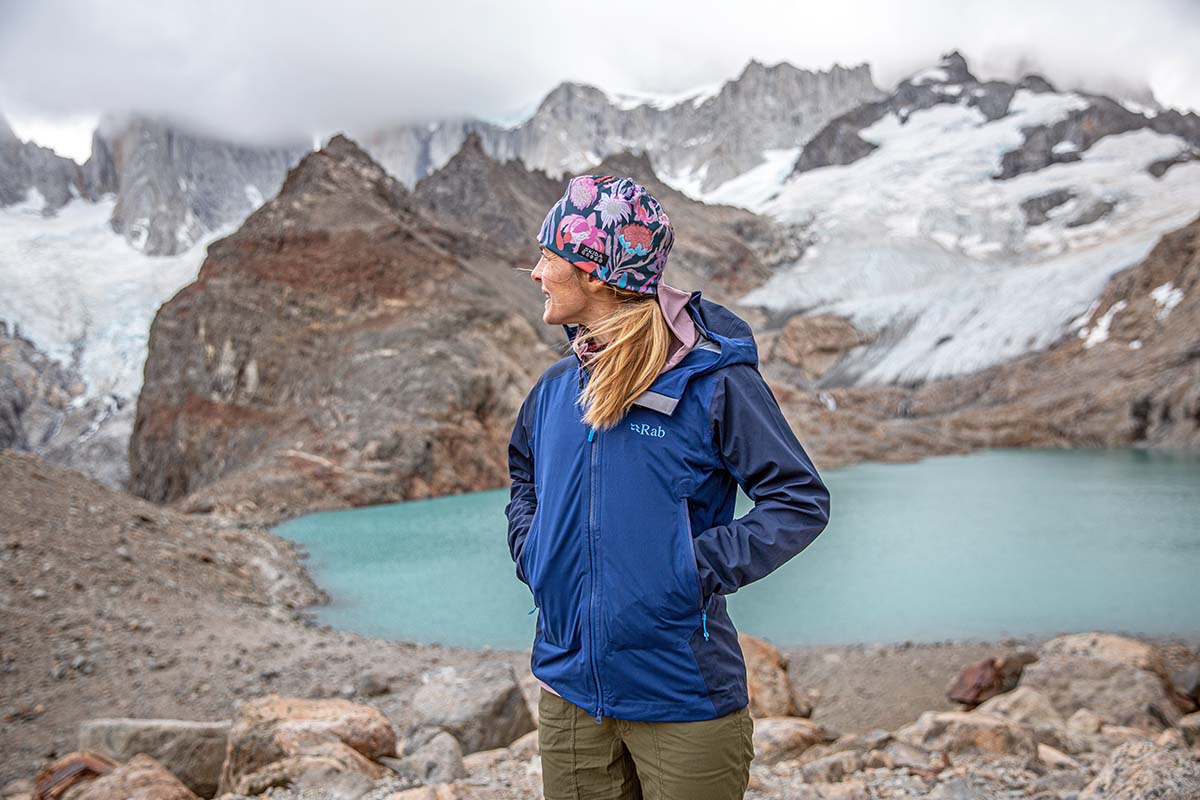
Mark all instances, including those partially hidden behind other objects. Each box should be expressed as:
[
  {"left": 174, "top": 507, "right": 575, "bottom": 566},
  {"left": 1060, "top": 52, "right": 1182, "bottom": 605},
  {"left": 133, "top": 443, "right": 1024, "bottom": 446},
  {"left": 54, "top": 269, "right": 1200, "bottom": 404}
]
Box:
[{"left": 577, "top": 244, "right": 608, "bottom": 266}]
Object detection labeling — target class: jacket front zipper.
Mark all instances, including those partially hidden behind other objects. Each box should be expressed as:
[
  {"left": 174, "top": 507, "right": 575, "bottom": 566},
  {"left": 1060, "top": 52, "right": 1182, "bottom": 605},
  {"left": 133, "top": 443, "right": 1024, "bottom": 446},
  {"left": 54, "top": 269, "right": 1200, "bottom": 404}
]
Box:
[{"left": 582, "top": 366, "right": 605, "bottom": 724}]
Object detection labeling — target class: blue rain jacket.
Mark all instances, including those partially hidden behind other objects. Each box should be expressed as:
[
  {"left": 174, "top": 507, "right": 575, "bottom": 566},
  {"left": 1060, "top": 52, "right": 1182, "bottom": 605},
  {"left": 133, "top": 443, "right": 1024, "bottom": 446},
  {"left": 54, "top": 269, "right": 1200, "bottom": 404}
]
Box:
[{"left": 505, "top": 290, "right": 831, "bottom": 723}]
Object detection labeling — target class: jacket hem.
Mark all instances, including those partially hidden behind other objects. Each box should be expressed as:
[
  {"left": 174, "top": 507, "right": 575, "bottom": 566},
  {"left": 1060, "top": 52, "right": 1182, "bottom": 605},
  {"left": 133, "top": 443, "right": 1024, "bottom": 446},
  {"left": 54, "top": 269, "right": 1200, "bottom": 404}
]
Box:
[{"left": 535, "top": 669, "right": 746, "bottom": 722}]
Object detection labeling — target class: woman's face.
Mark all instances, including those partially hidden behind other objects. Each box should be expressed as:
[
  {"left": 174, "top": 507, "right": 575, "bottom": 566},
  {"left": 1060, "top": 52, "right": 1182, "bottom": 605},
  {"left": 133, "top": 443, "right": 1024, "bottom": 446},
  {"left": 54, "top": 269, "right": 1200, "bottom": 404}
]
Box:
[{"left": 531, "top": 246, "right": 595, "bottom": 326}]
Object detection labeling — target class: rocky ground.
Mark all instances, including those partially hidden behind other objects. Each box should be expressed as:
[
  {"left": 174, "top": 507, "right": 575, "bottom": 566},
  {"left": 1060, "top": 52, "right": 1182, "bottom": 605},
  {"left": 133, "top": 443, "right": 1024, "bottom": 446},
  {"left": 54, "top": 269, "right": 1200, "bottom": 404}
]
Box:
[{"left": 3, "top": 449, "right": 1200, "bottom": 799}]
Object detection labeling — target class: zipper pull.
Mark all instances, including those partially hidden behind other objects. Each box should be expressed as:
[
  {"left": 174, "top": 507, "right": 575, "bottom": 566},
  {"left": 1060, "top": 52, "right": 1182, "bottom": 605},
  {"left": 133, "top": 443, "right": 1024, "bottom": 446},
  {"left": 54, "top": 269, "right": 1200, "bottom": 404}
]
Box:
[
  {"left": 587, "top": 427, "right": 596, "bottom": 442},
  {"left": 594, "top": 710, "right": 603, "bottom": 724},
  {"left": 528, "top": 607, "right": 537, "bottom": 615},
  {"left": 702, "top": 608, "right": 709, "bottom": 641}
]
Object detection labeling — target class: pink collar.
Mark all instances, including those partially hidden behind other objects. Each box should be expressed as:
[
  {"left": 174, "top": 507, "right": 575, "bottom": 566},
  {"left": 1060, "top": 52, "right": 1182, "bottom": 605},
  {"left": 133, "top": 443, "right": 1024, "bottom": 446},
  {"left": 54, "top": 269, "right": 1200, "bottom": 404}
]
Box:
[{"left": 571, "top": 282, "right": 700, "bottom": 376}]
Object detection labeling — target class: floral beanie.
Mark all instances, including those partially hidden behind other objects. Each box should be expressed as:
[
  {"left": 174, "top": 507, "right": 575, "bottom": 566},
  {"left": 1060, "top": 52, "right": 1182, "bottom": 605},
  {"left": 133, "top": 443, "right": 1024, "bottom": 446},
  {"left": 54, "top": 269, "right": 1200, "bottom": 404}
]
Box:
[{"left": 536, "top": 175, "right": 675, "bottom": 295}]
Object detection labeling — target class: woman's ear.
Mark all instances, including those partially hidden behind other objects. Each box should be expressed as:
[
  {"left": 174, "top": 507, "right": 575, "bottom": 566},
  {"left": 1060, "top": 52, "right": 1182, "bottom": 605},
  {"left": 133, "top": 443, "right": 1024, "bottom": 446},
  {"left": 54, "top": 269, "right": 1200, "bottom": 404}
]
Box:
[{"left": 581, "top": 271, "right": 607, "bottom": 293}]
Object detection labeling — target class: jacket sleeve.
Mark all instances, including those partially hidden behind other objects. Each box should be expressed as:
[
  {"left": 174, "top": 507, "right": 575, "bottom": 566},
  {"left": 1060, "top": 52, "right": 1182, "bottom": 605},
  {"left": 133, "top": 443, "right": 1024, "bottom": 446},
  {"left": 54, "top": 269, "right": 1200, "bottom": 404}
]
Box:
[
  {"left": 692, "top": 363, "right": 831, "bottom": 598},
  {"left": 504, "top": 378, "right": 540, "bottom": 587}
]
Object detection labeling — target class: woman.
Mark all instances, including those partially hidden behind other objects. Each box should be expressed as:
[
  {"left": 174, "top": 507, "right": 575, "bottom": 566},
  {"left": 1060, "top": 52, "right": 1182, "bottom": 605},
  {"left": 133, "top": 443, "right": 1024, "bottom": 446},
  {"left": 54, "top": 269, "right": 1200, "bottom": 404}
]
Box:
[{"left": 505, "top": 174, "right": 831, "bottom": 800}]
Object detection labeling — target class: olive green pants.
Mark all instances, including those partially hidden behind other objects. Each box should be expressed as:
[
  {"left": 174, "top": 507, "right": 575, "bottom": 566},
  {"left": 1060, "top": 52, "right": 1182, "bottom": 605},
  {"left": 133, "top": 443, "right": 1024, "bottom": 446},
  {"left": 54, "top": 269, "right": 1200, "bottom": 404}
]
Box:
[{"left": 537, "top": 688, "right": 755, "bottom": 800}]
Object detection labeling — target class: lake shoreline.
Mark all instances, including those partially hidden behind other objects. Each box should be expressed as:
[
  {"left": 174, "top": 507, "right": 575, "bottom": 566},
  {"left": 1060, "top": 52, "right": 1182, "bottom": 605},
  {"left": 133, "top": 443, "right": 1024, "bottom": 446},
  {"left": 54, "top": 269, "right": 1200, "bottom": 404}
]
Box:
[{"left": 5, "top": 449, "right": 1199, "bottom": 793}]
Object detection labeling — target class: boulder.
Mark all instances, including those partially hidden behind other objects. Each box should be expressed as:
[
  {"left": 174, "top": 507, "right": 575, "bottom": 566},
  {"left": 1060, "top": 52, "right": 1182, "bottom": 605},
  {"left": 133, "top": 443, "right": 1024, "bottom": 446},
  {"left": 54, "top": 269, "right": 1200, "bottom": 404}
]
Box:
[
  {"left": 1027, "top": 769, "right": 1091, "bottom": 797},
  {"left": 946, "top": 651, "right": 1035, "bottom": 705},
  {"left": 795, "top": 729, "right": 890, "bottom": 767},
  {"left": 881, "top": 740, "right": 933, "bottom": 772},
  {"left": 926, "top": 776, "right": 990, "bottom": 799},
  {"left": 60, "top": 754, "right": 198, "bottom": 800},
  {"left": 217, "top": 694, "right": 396, "bottom": 795},
  {"left": 1095, "top": 724, "right": 1155, "bottom": 748},
  {"left": 78, "top": 718, "right": 228, "bottom": 797},
  {"left": 223, "top": 739, "right": 389, "bottom": 795},
  {"left": 506, "top": 730, "right": 538, "bottom": 760},
  {"left": 1037, "top": 743, "right": 1081, "bottom": 770},
  {"left": 750, "top": 717, "right": 836, "bottom": 765},
  {"left": 1156, "top": 728, "right": 1188, "bottom": 750},
  {"left": 974, "top": 686, "right": 1073, "bottom": 752},
  {"left": 812, "top": 780, "right": 869, "bottom": 800},
  {"left": 825, "top": 729, "right": 891, "bottom": 756},
  {"left": 409, "top": 662, "right": 535, "bottom": 754},
  {"left": 392, "top": 730, "right": 467, "bottom": 785},
  {"left": 894, "top": 710, "right": 1038, "bottom": 757},
  {"left": 1019, "top": 650, "right": 1180, "bottom": 730},
  {"left": 1066, "top": 707, "right": 1104, "bottom": 735},
  {"left": 739, "top": 632, "right": 801, "bottom": 716},
  {"left": 1169, "top": 663, "right": 1200, "bottom": 712},
  {"left": 1178, "top": 710, "right": 1200, "bottom": 747},
  {"left": 356, "top": 671, "right": 393, "bottom": 698},
  {"left": 1079, "top": 739, "right": 1200, "bottom": 799},
  {"left": 1038, "top": 633, "right": 1168, "bottom": 679},
  {"left": 799, "top": 751, "right": 862, "bottom": 783}
]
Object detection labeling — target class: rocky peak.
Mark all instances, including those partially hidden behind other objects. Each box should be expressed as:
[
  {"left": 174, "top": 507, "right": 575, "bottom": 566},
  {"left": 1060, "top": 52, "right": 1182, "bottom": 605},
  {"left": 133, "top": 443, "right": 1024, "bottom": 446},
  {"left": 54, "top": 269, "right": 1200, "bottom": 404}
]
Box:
[
  {"left": 413, "top": 132, "right": 561, "bottom": 248},
  {"left": 735, "top": 58, "right": 874, "bottom": 89},
  {"left": 217, "top": 133, "right": 423, "bottom": 255},
  {"left": 898, "top": 50, "right": 977, "bottom": 90},
  {"left": 449, "top": 131, "right": 488, "bottom": 163},
  {"left": 937, "top": 50, "right": 976, "bottom": 85},
  {"left": 531, "top": 82, "right": 613, "bottom": 118},
  {"left": 1017, "top": 74, "right": 1057, "bottom": 94},
  {"left": 0, "top": 112, "right": 18, "bottom": 146},
  {"left": 280, "top": 134, "right": 407, "bottom": 208},
  {"left": 129, "top": 123, "right": 556, "bottom": 509},
  {"left": 362, "top": 57, "right": 882, "bottom": 196},
  {"left": 86, "top": 112, "right": 308, "bottom": 254},
  {"left": 0, "top": 111, "right": 83, "bottom": 212},
  {"left": 594, "top": 149, "right": 657, "bottom": 180}
]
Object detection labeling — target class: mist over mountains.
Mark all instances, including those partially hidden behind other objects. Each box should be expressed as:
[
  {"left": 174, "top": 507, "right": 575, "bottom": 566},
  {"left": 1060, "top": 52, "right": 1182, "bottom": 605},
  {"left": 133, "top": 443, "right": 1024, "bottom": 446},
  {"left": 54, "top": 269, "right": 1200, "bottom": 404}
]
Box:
[{"left": 1, "top": 50, "right": 1198, "bottom": 491}]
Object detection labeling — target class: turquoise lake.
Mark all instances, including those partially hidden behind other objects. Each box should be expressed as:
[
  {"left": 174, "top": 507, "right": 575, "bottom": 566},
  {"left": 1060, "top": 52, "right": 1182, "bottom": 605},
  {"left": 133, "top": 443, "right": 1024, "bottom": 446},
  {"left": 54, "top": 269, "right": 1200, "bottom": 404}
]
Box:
[{"left": 272, "top": 447, "right": 1200, "bottom": 650}]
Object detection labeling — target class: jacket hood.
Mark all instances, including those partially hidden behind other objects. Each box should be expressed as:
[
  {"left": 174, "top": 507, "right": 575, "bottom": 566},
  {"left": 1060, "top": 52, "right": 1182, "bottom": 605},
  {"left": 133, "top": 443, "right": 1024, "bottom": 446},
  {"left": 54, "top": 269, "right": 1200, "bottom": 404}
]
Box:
[{"left": 563, "top": 290, "right": 759, "bottom": 417}]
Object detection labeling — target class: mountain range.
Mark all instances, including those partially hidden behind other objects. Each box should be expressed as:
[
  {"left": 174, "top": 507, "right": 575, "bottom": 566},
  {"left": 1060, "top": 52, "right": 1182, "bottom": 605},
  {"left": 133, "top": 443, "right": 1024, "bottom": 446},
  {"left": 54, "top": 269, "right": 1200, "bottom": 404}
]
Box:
[{"left": 1, "top": 49, "right": 1197, "bottom": 500}]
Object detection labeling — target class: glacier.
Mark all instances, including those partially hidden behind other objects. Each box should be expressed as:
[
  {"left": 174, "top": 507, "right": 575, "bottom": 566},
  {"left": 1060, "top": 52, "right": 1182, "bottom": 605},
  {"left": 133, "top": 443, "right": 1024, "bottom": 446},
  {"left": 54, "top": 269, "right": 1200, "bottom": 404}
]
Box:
[
  {"left": 685, "top": 90, "right": 1200, "bottom": 386},
  {"left": 0, "top": 190, "right": 226, "bottom": 403}
]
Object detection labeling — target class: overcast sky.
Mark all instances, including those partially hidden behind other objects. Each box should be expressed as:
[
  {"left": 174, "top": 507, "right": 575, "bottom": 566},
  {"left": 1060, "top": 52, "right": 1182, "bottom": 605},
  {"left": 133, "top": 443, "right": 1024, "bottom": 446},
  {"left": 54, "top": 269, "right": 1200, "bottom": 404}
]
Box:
[{"left": 2, "top": 0, "right": 1197, "bottom": 161}]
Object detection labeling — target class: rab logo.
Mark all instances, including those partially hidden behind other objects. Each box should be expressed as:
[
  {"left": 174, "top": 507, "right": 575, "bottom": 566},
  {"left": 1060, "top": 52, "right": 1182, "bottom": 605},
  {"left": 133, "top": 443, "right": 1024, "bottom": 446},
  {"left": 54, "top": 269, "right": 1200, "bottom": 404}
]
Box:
[{"left": 629, "top": 422, "right": 666, "bottom": 438}]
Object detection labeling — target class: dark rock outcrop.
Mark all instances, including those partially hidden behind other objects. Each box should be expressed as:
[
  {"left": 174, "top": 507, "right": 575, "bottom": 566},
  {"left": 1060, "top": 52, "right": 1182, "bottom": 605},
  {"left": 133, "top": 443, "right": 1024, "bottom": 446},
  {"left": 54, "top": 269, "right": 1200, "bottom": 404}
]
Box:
[
  {"left": 0, "top": 111, "right": 83, "bottom": 213},
  {"left": 0, "top": 321, "right": 131, "bottom": 488},
  {"left": 792, "top": 50, "right": 1020, "bottom": 176},
  {"left": 413, "top": 132, "right": 562, "bottom": 250},
  {"left": 995, "top": 97, "right": 1200, "bottom": 181},
  {"left": 128, "top": 135, "right": 556, "bottom": 516},
  {"left": 1019, "top": 189, "right": 1075, "bottom": 227}
]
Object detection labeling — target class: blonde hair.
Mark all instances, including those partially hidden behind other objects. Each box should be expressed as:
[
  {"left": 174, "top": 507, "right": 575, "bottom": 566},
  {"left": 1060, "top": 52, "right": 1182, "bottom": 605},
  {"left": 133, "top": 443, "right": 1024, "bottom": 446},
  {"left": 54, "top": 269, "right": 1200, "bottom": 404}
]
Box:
[{"left": 574, "top": 275, "right": 672, "bottom": 431}]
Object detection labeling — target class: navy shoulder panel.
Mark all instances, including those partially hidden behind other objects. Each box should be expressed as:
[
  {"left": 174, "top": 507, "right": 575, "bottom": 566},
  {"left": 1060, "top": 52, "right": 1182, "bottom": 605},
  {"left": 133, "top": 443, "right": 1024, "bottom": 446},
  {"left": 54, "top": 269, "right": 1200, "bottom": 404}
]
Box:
[
  {"left": 541, "top": 354, "right": 576, "bottom": 383},
  {"left": 696, "top": 298, "right": 754, "bottom": 342}
]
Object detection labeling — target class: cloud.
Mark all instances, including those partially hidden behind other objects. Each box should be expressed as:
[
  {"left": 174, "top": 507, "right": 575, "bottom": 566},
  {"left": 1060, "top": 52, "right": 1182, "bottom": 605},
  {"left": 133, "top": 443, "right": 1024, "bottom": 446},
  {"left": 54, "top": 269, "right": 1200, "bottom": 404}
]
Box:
[{"left": 0, "top": 0, "right": 1196, "bottom": 154}]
